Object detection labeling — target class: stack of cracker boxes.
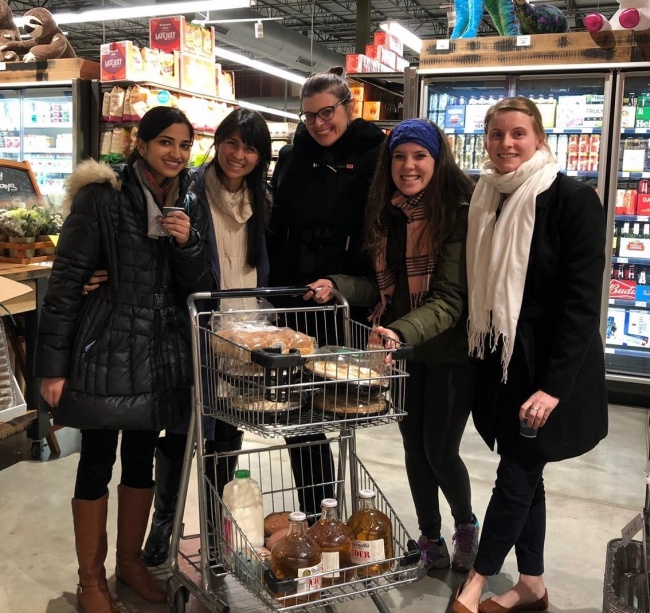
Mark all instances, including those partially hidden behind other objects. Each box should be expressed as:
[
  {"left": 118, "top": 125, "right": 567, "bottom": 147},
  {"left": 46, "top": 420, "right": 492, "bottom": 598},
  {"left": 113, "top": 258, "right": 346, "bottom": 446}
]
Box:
[
  {"left": 100, "top": 15, "right": 235, "bottom": 100},
  {"left": 345, "top": 31, "right": 410, "bottom": 74}
]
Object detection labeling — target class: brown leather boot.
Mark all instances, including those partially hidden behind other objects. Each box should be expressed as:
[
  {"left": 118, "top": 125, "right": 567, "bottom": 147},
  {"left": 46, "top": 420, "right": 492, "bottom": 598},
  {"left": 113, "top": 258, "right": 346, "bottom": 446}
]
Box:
[
  {"left": 115, "top": 484, "right": 166, "bottom": 603},
  {"left": 71, "top": 494, "right": 119, "bottom": 613}
]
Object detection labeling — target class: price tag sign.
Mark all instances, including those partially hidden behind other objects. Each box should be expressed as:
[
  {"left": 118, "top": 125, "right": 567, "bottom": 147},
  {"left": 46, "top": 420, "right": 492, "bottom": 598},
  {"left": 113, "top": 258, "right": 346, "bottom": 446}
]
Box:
[
  {"left": 436, "top": 39, "right": 450, "bottom": 50},
  {"left": 637, "top": 128, "right": 648, "bottom": 134},
  {"left": 0, "top": 62, "right": 5, "bottom": 71},
  {"left": 0, "top": 160, "right": 41, "bottom": 202},
  {"left": 621, "top": 513, "right": 644, "bottom": 545},
  {"left": 580, "top": 128, "right": 593, "bottom": 134},
  {"left": 516, "top": 35, "right": 531, "bottom": 47}
]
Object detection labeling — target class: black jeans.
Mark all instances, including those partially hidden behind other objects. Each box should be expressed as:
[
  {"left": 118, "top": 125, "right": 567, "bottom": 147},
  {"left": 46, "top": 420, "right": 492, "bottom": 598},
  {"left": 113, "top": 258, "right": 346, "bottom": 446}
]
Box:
[
  {"left": 398, "top": 361, "right": 475, "bottom": 540},
  {"left": 74, "top": 429, "right": 160, "bottom": 500},
  {"left": 473, "top": 454, "right": 547, "bottom": 576}
]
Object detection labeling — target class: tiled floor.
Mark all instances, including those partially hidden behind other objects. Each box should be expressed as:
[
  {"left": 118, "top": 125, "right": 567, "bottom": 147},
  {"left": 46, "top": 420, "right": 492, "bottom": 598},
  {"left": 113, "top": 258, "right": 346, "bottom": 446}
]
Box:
[{"left": 0, "top": 404, "right": 647, "bottom": 612}]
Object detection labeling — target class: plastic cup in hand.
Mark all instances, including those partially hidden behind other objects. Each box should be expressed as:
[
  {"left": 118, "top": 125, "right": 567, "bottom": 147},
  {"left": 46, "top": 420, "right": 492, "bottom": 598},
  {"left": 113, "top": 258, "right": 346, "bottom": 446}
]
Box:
[{"left": 520, "top": 407, "right": 539, "bottom": 438}]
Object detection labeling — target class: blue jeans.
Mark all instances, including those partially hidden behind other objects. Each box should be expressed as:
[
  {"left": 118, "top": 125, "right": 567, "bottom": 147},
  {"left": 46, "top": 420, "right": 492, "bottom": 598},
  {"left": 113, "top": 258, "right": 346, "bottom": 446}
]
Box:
[{"left": 474, "top": 454, "right": 547, "bottom": 576}]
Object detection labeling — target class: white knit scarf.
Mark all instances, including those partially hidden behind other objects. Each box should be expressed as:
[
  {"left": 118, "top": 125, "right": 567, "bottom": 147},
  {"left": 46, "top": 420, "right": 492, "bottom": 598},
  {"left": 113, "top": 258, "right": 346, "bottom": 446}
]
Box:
[{"left": 467, "top": 149, "right": 559, "bottom": 381}]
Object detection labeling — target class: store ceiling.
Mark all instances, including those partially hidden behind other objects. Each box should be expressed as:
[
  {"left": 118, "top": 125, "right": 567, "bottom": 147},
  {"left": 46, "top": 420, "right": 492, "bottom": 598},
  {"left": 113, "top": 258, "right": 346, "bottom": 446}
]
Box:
[{"left": 7, "top": 0, "right": 624, "bottom": 72}]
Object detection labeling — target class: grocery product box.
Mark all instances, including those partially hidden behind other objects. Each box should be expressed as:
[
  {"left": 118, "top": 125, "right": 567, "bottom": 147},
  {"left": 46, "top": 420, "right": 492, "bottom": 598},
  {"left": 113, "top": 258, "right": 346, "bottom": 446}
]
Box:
[
  {"left": 636, "top": 106, "right": 650, "bottom": 128},
  {"left": 623, "top": 310, "right": 650, "bottom": 346},
  {"left": 619, "top": 236, "right": 650, "bottom": 259},
  {"left": 537, "top": 101, "right": 556, "bottom": 129},
  {"left": 609, "top": 280, "right": 636, "bottom": 302},
  {"left": 350, "top": 99, "right": 363, "bottom": 119},
  {"left": 362, "top": 101, "right": 390, "bottom": 121},
  {"left": 622, "top": 105, "right": 636, "bottom": 128},
  {"left": 100, "top": 41, "right": 146, "bottom": 82},
  {"left": 345, "top": 53, "right": 380, "bottom": 74},
  {"left": 217, "top": 68, "right": 235, "bottom": 100},
  {"left": 365, "top": 45, "right": 397, "bottom": 71},
  {"left": 444, "top": 105, "right": 465, "bottom": 129},
  {"left": 583, "top": 103, "right": 603, "bottom": 127},
  {"left": 373, "top": 31, "right": 404, "bottom": 56},
  {"left": 555, "top": 105, "right": 584, "bottom": 129},
  {"left": 349, "top": 85, "right": 365, "bottom": 102},
  {"left": 179, "top": 52, "right": 216, "bottom": 96},
  {"left": 637, "top": 194, "right": 650, "bottom": 215},
  {"left": 149, "top": 15, "right": 215, "bottom": 58},
  {"left": 622, "top": 142, "right": 646, "bottom": 173},
  {"left": 463, "top": 104, "right": 491, "bottom": 132},
  {"left": 636, "top": 285, "right": 650, "bottom": 302}
]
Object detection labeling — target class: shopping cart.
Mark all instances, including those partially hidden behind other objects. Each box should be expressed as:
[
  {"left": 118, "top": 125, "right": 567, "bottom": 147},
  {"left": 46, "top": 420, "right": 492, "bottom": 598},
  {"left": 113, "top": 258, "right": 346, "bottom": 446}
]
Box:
[{"left": 167, "top": 288, "right": 420, "bottom": 613}]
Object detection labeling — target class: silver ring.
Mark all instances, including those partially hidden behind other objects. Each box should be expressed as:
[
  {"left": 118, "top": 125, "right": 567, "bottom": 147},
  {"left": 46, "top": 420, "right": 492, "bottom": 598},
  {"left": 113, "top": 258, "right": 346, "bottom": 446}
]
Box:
[{"left": 530, "top": 406, "right": 539, "bottom": 412}]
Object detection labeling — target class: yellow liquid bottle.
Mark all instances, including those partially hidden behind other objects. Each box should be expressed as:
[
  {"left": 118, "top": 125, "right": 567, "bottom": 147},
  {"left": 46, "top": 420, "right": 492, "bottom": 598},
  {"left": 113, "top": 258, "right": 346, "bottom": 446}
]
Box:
[
  {"left": 307, "top": 498, "right": 354, "bottom": 586},
  {"left": 347, "top": 489, "right": 393, "bottom": 577},
  {"left": 270, "top": 511, "right": 322, "bottom": 605}
]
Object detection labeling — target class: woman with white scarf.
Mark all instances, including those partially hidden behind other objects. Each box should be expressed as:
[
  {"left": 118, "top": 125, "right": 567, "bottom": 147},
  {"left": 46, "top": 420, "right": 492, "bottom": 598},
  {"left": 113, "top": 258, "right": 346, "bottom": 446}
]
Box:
[{"left": 453, "top": 97, "right": 607, "bottom": 613}]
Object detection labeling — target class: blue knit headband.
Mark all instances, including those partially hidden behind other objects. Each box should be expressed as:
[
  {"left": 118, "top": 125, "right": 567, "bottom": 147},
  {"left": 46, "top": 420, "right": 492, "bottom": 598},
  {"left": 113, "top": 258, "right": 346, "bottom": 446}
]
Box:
[{"left": 389, "top": 120, "right": 441, "bottom": 160}]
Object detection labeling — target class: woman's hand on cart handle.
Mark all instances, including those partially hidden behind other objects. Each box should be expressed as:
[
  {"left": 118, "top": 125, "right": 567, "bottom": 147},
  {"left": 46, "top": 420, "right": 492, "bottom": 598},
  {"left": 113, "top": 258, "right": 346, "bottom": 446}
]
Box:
[
  {"left": 304, "top": 279, "right": 335, "bottom": 303},
  {"left": 41, "top": 377, "right": 67, "bottom": 408},
  {"left": 82, "top": 270, "right": 108, "bottom": 295},
  {"left": 519, "top": 390, "right": 559, "bottom": 430},
  {"left": 372, "top": 326, "right": 401, "bottom": 364}
]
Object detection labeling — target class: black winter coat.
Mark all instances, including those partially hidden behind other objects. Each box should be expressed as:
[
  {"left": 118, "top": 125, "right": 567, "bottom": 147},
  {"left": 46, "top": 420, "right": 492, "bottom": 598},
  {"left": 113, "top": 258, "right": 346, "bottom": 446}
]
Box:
[
  {"left": 268, "top": 118, "right": 385, "bottom": 287},
  {"left": 472, "top": 173, "right": 608, "bottom": 462},
  {"left": 35, "top": 160, "right": 212, "bottom": 431}
]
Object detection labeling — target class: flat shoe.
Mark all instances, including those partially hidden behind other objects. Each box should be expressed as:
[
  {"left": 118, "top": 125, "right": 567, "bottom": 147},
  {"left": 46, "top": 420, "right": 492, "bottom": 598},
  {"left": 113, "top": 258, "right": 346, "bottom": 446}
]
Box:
[
  {"left": 452, "top": 583, "right": 475, "bottom": 613},
  {"left": 478, "top": 589, "right": 548, "bottom": 613}
]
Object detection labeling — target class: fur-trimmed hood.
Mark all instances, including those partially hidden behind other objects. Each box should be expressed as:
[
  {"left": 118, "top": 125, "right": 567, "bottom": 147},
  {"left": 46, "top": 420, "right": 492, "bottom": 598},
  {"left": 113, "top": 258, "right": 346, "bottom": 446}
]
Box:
[{"left": 63, "top": 159, "right": 120, "bottom": 214}]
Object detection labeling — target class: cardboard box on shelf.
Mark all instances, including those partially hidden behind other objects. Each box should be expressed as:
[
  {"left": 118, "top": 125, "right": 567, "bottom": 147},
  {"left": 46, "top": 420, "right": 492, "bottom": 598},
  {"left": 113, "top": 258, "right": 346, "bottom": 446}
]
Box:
[
  {"left": 444, "top": 105, "right": 465, "bottom": 129},
  {"left": 179, "top": 52, "right": 216, "bottom": 96},
  {"left": 149, "top": 15, "right": 215, "bottom": 58},
  {"left": 362, "top": 101, "right": 391, "bottom": 121},
  {"left": 463, "top": 104, "right": 491, "bottom": 132},
  {"left": 622, "top": 105, "right": 636, "bottom": 128},
  {"left": 365, "top": 45, "right": 397, "bottom": 71},
  {"left": 350, "top": 99, "right": 363, "bottom": 119},
  {"left": 345, "top": 53, "right": 381, "bottom": 74},
  {"left": 373, "top": 31, "right": 404, "bottom": 57},
  {"left": 100, "top": 41, "right": 146, "bottom": 82},
  {"left": 637, "top": 194, "right": 650, "bottom": 215},
  {"left": 216, "top": 66, "right": 236, "bottom": 100},
  {"left": 619, "top": 236, "right": 650, "bottom": 259},
  {"left": 349, "top": 85, "right": 365, "bottom": 102}
]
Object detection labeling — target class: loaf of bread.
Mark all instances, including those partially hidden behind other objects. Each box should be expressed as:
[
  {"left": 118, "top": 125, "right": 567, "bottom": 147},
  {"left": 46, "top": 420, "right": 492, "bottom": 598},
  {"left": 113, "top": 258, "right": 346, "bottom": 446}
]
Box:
[
  {"left": 213, "top": 327, "right": 315, "bottom": 361},
  {"left": 264, "top": 511, "right": 292, "bottom": 538},
  {"left": 312, "top": 389, "right": 388, "bottom": 415}
]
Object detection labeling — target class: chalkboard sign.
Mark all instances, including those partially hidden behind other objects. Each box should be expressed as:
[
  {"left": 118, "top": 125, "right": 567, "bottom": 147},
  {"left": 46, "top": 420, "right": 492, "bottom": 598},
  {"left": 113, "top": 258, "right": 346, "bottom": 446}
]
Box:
[{"left": 0, "top": 160, "right": 41, "bottom": 203}]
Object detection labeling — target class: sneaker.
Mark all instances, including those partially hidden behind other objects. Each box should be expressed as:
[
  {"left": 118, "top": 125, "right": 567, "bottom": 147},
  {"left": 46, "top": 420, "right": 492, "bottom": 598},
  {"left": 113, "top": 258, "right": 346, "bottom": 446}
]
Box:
[
  {"left": 451, "top": 514, "right": 479, "bottom": 573},
  {"left": 417, "top": 535, "right": 451, "bottom": 570}
]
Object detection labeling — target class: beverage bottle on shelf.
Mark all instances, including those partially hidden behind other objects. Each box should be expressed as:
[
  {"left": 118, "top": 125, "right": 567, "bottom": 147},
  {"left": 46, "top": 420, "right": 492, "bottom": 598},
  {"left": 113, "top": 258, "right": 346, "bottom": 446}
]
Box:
[
  {"left": 612, "top": 225, "right": 619, "bottom": 258},
  {"left": 621, "top": 221, "right": 631, "bottom": 238},
  {"left": 458, "top": 95, "right": 467, "bottom": 105},
  {"left": 618, "top": 263, "right": 626, "bottom": 280},
  {"left": 639, "top": 267, "right": 647, "bottom": 285},
  {"left": 307, "top": 498, "right": 354, "bottom": 586},
  {"left": 633, "top": 222, "right": 641, "bottom": 237},
  {"left": 628, "top": 264, "right": 637, "bottom": 281},
  {"left": 270, "top": 511, "right": 323, "bottom": 604},
  {"left": 629, "top": 92, "right": 638, "bottom": 107},
  {"left": 222, "top": 469, "right": 265, "bottom": 551},
  {"left": 347, "top": 489, "right": 394, "bottom": 577},
  {"left": 644, "top": 223, "right": 650, "bottom": 238},
  {"left": 611, "top": 261, "right": 615, "bottom": 280}
]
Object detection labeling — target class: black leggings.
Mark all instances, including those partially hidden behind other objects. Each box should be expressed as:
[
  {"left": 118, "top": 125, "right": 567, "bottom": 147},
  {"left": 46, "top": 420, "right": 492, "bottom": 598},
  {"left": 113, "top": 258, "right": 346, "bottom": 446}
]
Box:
[{"left": 74, "top": 429, "right": 160, "bottom": 500}]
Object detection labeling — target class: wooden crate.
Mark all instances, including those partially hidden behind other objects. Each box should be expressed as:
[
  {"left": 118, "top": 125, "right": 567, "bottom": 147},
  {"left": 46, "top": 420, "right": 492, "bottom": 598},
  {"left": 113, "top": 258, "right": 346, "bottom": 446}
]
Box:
[
  {"left": 0, "top": 58, "right": 99, "bottom": 82},
  {"left": 420, "top": 30, "right": 650, "bottom": 70},
  {"left": 0, "top": 240, "right": 56, "bottom": 265}
]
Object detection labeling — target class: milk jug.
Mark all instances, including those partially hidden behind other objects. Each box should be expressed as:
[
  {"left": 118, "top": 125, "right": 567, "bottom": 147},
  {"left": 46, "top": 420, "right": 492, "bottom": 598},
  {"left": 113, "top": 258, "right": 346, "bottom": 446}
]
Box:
[{"left": 222, "top": 469, "right": 265, "bottom": 550}]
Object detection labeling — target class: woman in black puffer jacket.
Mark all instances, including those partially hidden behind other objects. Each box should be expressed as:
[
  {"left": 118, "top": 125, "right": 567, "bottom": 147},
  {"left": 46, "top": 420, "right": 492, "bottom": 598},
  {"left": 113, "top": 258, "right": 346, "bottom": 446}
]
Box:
[{"left": 35, "top": 107, "right": 211, "bottom": 613}]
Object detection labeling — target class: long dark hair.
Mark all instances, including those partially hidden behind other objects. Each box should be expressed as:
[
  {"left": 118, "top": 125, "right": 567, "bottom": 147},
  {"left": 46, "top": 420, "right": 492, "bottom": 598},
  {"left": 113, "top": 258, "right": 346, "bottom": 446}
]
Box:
[
  {"left": 365, "top": 119, "right": 474, "bottom": 259},
  {"left": 209, "top": 107, "right": 272, "bottom": 268},
  {"left": 128, "top": 106, "right": 194, "bottom": 165}
]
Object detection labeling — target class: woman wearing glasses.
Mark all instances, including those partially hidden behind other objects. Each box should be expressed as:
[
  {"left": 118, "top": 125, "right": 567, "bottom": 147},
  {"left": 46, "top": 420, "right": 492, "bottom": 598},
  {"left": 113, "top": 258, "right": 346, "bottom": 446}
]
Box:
[{"left": 268, "top": 68, "right": 386, "bottom": 517}]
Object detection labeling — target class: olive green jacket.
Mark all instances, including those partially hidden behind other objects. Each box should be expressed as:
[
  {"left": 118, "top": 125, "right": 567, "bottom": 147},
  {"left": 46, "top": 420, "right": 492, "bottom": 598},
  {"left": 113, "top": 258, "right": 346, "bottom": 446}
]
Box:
[{"left": 331, "top": 202, "right": 470, "bottom": 363}]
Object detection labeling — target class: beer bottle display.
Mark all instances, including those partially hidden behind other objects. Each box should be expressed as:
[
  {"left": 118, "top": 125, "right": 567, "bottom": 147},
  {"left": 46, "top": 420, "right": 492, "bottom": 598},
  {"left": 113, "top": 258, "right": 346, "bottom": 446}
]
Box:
[
  {"left": 270, "top": 511, "right": 322, "bottom": 605},
  {"left": 307, "top": 498, "right": 355, "bottom": 586},
  {"left": 347, "top": 489, "right": 394, "bottom": 577}
]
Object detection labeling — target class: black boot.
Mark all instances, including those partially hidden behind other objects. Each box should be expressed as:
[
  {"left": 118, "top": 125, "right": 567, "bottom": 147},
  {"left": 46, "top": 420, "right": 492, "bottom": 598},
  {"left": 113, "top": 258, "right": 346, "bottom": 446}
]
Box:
[
  {"left": 286, "top": 433, "right": 335, "bottom": 520},
  {"left": 142, "top": 435, "right": 185, "bottom": 566}
]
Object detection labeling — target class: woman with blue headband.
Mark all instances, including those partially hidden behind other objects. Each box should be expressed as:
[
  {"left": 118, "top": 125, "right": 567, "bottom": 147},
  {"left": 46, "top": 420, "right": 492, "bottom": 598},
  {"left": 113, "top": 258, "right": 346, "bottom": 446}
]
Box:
[{"left": 307, "top": 118, "right": 479, "bottom": 573}]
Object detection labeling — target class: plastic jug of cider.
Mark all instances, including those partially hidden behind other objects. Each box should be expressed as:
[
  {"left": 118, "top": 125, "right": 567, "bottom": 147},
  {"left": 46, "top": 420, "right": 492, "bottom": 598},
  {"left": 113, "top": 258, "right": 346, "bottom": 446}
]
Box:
[
  {"left": 222, "top": 469, "right": 265, "bottom": 551},
  {"left": 347, "top": 489, "right": 393, "bottom": 577},
  {"left": 270, "top": 511, "right": 322, "bottom": 604},
  {"left": 307, "top": 498, "right": 354, "bottom": 586}
]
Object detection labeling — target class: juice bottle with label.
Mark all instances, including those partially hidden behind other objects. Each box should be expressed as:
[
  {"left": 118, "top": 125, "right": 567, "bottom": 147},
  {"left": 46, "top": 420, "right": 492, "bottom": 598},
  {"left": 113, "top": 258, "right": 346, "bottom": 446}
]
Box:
[
  {"left": 307, "top": 498, "right": 354, "bottom": 586},
  {"left": 270, "top": 511, "right": 323, "bottom": 605},
  {"left": 347, "top": 489, "right": 394, "bottom": 577}
]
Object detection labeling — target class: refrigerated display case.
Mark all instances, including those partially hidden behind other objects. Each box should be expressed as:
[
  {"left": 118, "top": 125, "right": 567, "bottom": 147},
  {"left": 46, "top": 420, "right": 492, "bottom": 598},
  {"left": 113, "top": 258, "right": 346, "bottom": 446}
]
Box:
[
  {"left": 420, "top": 71, "right": 613, "bottom": 199},
  {"left": 603, "top": 70, "right": 650, "bottom": 383},
  {"left": 0, "top": 80, "right": 98, "bottom": 206}
]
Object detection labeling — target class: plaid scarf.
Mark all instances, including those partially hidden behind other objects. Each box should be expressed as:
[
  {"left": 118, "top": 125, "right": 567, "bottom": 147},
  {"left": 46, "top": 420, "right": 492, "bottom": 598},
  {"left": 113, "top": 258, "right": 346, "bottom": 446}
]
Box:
[{"left": 370, "top": 190, "right": 436, "bottom": 324}]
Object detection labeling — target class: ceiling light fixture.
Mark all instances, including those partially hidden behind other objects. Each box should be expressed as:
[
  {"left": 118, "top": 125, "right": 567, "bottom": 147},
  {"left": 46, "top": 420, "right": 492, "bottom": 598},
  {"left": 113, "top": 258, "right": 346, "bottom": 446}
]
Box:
[
  {"left": 192, "top": 17, "right": 284, "bottom": 25},
  {"left": 379, "top": 20, "right": 422, "bottom": 54},
  {"left": 15, "top": 0, "right": 253, "bottom": 27},
  {"left": 214, "top": 47, "right": 306, "bottom": 86},
  {"left": 236, "top": 99, "right": 299, "bottom": 121}
]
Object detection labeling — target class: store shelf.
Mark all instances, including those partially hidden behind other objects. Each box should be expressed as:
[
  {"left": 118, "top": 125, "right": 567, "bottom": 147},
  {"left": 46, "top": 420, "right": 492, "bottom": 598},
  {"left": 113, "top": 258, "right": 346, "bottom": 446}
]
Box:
[
  {"left": 613, "top": 256, "right": 650, "bottom": 264},
  {"left": 101, "top": 80, "right": 239, "bottom": 106},
  {"left": 609, "top": 298, "right": 650, "bottom": 307},
  {"left": 606, "top": 347, "right": 650, "bottom": 357},
  {"left": 619, "top": 171, "right": 650, "bottom": 179},
  {"left": 615, "top": 215, "right": 650, "bottom": 222},
  {"left": 23, "top": 123, "right": 72, "bottom": 129},
  {"left": 23, "top": 150, "right": 73, "bottom": 155}
]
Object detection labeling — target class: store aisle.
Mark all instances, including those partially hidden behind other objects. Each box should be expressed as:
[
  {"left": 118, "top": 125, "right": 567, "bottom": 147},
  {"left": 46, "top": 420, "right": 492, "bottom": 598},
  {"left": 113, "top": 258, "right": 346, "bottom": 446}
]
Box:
[{"left": 0, "top": 404, "right": 645, "bottom": 613}]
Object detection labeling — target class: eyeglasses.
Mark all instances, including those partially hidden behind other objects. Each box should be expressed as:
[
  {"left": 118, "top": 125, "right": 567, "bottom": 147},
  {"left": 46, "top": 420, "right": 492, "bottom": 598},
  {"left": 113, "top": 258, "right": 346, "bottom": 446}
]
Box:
[{"left": 299, "top": 98, "right": 349, "bottom": 124}]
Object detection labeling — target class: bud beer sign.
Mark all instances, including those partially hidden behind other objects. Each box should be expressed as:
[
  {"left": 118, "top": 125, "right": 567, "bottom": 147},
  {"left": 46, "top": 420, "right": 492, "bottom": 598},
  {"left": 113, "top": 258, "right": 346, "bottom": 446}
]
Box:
[{"left": 610, "top": 279, "right": 636, "bottom": 300}]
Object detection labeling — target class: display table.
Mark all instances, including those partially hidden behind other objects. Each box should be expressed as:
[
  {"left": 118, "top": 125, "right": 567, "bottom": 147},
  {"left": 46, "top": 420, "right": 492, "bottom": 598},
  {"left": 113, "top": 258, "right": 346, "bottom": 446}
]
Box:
[{"left": 0, "top": 263, "right": 57, "bottom": 457}]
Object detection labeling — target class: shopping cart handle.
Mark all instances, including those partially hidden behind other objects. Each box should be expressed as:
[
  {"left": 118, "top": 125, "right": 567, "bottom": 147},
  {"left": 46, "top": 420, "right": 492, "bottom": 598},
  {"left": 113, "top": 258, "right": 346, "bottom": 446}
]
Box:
[
  {"left": 391, "top": 344, "right": 413, "bottom": 360},
  {"left": 195, "top": 287, "right": 315, "bottom": 300},
  {"left": 251, "top": 347, "right": 304, "bottom": 368},
  {"left": 263, "top": 568, "right": 297, "bottom": 593},
  {"left": 401, "top": 539, "right": 422, "bottom": 566}
]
